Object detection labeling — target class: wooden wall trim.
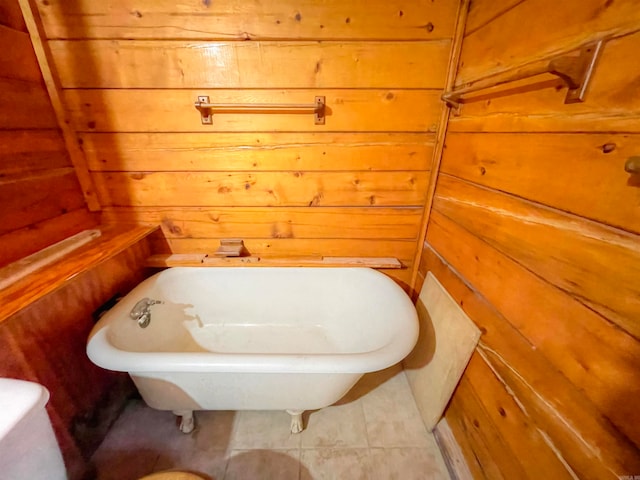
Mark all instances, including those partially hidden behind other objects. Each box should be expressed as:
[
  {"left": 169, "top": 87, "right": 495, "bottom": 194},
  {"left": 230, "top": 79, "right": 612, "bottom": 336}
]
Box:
[
  {"left": 409, "top": 0, "right": 470, "bottom": 295},
  {"left": 17, "top": 0, "right": 100, "bottom": 211},
  {"left": 0, "top": 225, "right": 156, "bottom": 323}
]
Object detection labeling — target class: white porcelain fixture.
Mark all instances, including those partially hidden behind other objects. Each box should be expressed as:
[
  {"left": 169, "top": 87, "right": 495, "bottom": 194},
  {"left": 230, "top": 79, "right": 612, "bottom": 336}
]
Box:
[
  {"left": 0, "top": 378, "right": 67, "bottom": 480},
  {"left": 87, "top": 267, "right": 419, "bottom": 433}
]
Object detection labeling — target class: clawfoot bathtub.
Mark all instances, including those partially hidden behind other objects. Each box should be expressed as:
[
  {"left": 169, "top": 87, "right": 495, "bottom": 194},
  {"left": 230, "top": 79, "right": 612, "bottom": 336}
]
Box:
[{"left": 87, "top": 267, "right": 418, "bottom": 433}]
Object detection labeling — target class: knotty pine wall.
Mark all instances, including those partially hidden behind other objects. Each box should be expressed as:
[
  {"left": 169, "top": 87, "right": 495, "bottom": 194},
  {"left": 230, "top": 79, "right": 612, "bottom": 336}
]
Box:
[
  {"left": 33, "top": 0, "right": 460, "bottom": 289},
  {"left": 0, "top": 0, "right": 96, "bottom": 268},
  {"left": 417, "top": 0, "right": 640, "bottom": 478}
]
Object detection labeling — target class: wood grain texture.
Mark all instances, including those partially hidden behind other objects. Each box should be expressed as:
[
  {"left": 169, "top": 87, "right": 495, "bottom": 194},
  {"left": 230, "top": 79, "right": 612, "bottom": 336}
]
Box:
[
  {"left": 0, "top": 208, "right": 97, "bottom": 269},
  {"left": 18, "top": 0, "right": 101, "bottom": 211},
  {"left": 422, "top": 245, "right": 640, "bottom": 479},
  {"left": 457, "top": 0, "right": 640, "bottom": 83},
  {"left": 447, "top": 376, "right": 524, "bottom": 479},
  {"left": 92, "top": 171, "right": 428, "bottom": 207},
  {"left": 0, "top": 229, "right": 100, "bottom": 290},
  {"left": 64, "top": 89, "right": 442, "bottom": 133},
  {"left": 464, "top": 353, "right": 575, "bottom": 479},
  {"left": 51, "top": 40, "right": 450, "bottom": 89},
  {"left": 146, "top": 254, "right": 403, "bottom": 269},
  {"left": 0, "top": 168, "right": 86, "bottom": 235},
  {"left": 1, "top": 239, "right": 150, "bottom": 477},
  {"left": 444, "top": 391, "right": 494, "bottom": 480},
  {"left": 36, "top": 0, "right": 457, "bottom": 40},
  {"left": 0, "top": 129, "right": 69, "bottom": 176},
  {"left": 0, "top": 0, "right": 26, "bottom": 31},
  {"left": 427, "top": 211, "right": 640, "bottom": 448},
  {"left": 463, "top": 0, "right": 523, "bottom": 36},
  {"left": 450, "top": 32, "right": 640, "bottom": 132},
  {"left": 151, "top": 237, "right": 415, "bottom": 261},
  {"left": 0, "top": 225, "right": 156, "bottom": 322},
  {"left": 81, "top": 132, "right": 433, "bottom": 172},
  {"left": 441, "top": 132, "right": 640, "bottom": 234},
  {"left": 434, "top": 175, "right": 640, "bottom": 340},
  {"left": 101, "top": 206, "right": 422, "bottom": 240},
  {"left": 0, "top": 24, "right": 42, "bottom": 83},
  {"left": 0, "top": 77, "right": 58, "bottom": 129},
  {"left": 408, "top": 0, "right": 468, "bottom": 294}
]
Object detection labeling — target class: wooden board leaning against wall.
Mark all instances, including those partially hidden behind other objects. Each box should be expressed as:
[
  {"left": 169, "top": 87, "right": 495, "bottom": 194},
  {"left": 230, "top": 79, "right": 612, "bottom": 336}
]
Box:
[
  {"left": 0, "top": 0, "right": 97, "bottom": 268},
  {"left": 417, "top": 0, "right": 640, "bottom": 478},
  {"left": 34, "top": 0, "right": 460, "bottom": 289}
]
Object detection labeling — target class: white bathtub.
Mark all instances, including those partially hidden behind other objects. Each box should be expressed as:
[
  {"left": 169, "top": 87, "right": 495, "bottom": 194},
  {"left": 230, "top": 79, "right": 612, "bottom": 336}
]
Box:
[{"left": 87, "top": 267, "right": 418, "bottom": 432}]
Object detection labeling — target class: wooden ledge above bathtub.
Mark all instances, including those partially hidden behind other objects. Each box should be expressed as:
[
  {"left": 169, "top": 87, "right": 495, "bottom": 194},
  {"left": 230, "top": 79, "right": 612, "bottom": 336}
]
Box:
[
  {"left": 0, "top": 225, "right": 158, "bottom": 323},
  {"left": 145, "top": 254, "right": 403, "bottom": 269}
]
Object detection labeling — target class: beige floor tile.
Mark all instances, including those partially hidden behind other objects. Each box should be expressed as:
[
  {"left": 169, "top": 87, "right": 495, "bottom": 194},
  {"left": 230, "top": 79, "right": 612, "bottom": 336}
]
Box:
[
  {"left": 97, "top": 399, "right": 180, "bottom": 451},
  {"left": 231, "top": 410, "right": 301, "bottom": 450},
  {"left": 368, "top": 447, "right": 450, "bottom": 480},
  {"left": 300, "top": 401, "right": 368, "bottom": 449},
  {"left": 224, "top": 449, "right": 301, "bottom": 480},
  {"left": 189, "top": 410, "right": 236, "bottom": 451},
  {"left": 361, "top": 370, "right": 431, "bottom": 447},
  {"left": 300, "top": 448, "right": 371, "bottom": 480}
]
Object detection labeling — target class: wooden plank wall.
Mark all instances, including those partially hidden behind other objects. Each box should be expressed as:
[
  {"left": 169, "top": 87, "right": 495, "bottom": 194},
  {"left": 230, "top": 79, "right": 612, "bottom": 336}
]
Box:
[
  {"left": 0, "top": 0, "right": 96, "bottom": 268},
  {"left": 417, "top": 0, "right": 640, "bottom": 478},
  {"left": 34, "top": 0, "right": 460, "bottom": 289}
]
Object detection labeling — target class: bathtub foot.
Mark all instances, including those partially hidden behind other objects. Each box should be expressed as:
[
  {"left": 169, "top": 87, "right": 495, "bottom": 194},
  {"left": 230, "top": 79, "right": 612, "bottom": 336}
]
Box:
[
  {"left": 286, "top": 410, "right": 305, "bottom": 434},
  {"left": 173, "top": 410, "right": 195, "bottom": 434}
]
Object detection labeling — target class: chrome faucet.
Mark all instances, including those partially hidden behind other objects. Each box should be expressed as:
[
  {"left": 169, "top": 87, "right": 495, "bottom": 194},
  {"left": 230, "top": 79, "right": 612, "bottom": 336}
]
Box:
[{"left": 129, "top": 298, "right": 162, "bottom": 328}]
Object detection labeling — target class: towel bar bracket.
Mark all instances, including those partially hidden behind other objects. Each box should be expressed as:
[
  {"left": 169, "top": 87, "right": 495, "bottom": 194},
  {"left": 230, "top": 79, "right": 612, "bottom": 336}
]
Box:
[
  {"left": 549, "top": 40, "right": 603, "bottom": 104},
  {"left": 197, "top": 95, "right": 214, "bottom": 124},
  {"left": 442, "top": 40, "right": 604, "bottom": 111}
]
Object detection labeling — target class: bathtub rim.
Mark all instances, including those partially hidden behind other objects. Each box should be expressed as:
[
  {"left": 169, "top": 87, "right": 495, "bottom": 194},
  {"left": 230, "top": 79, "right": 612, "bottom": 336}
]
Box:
[{"left": 87, "top": 266, "right": 419, "bottom": 375}]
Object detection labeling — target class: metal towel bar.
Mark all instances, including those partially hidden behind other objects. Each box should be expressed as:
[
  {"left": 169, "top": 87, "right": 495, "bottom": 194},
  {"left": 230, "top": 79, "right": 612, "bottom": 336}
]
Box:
[
  {"left": 195, "top": 95, "right": 326, "bottom": 125},
  {"left": 442, "top": 40, "right": 604, "bottom": 112}
]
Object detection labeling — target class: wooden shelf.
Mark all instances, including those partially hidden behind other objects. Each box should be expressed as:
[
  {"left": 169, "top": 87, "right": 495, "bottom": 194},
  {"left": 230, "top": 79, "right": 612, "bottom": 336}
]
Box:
[
  {"left": 0, "top": 225, "right": 157, "bottom": 323},
  {"left": 145, "top": 254, "right": 403, "bottom": 269}
]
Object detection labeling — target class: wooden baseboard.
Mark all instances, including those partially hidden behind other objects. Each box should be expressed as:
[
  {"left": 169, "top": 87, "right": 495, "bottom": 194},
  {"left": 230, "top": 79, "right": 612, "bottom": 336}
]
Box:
[{"left": 434, "top": 418, "right": 474, "bottom": 480}]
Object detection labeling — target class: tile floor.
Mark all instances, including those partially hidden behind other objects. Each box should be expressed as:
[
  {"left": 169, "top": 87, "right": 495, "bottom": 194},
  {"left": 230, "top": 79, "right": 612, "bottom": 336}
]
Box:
[{"left": 90, "top": 365, "right": 451, "bottom": 480}]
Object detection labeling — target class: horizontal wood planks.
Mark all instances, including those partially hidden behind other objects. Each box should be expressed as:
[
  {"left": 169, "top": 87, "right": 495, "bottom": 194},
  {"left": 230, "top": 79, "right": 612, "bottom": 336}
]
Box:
[
  {"left": 457, "top": 0, "right": 640, "bottom": 83},
  {"left": 50, "top": 40, "right": 450, "bottom": 89},
  {"left": 0, "top": 0, "right": 96, "bottom": 268},
  {"left": 434, "top": 175, "right": 640, "bottom": 339},
  {"left": 450, "top": 32, "right": 640, "bottom": 132},
  {"left": 93, "top": 171, "right": 428, "bottom": 207},
  {"left": 424, "top": 245, "right": 640, "bottom": 479},
  {"left": 442, "top": 132, "right": 640, "bottom": 234},
  {"left": 36, "top": 0, "right": 457, "bottom": 40},
  {"left": 425, "top": 3, "right": 640, "bottom": 478},
  {"left": 0, "top": 168, "right": 86, "bottom": 235},
  {"left": 102, "top": 206, "right": 422, "bottom": 241},
  {"left": 81, "top": 133, "right": 433, "bottom": 172},
  {"left": 64, "top": 89, "right": 442, "bottom": 133},
  {"left": 37, "top": 0, "right": 458, "bottom": 287}
]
